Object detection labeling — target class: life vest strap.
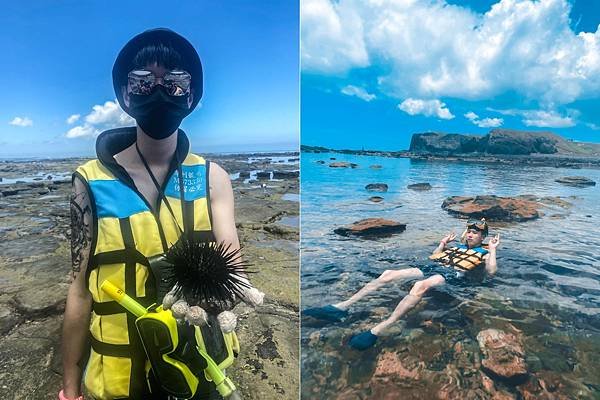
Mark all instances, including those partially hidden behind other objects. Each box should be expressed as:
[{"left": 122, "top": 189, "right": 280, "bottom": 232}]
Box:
[
  {"left": 91, "top": 248, "right": 150, "bottom": 269},
  {"left": 90, "top": 335, "right": 133, "bottom": 358}
]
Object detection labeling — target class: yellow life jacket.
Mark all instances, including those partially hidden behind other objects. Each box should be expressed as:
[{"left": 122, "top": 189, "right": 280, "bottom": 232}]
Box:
[
  {"left": 75, "top": 128, "right": 239, "bottom": 400},
  {"left": 429, "top": 244, "right": 489, "bottom": 271}
]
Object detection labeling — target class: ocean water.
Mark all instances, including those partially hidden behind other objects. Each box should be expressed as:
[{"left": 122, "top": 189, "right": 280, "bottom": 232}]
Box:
[{"left": 301, "top": 151, "right": 600, "bottom": 399}]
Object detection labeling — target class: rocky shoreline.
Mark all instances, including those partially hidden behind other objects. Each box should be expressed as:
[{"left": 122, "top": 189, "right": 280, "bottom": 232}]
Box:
[
  {"left": 302, "top": 145, "right": 600, "bottom": 169},
  {"left": 0, "top": 153, "right": 299, "bottom": 400}
]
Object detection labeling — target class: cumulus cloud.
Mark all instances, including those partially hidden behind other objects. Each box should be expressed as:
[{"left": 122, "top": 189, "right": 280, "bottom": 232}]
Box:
[
  {"left": 340, "top": 85, "right": 376, "bottom": 101},
  {"left": 301, "top": 0, "right": 369, "bottom": 73},
  {"left": 490, "top": 108, "right": 575, "bottom": 128},
  {"left": 301, "top": 0, "right": 600, "bottom": 105},
  {"left": 66, "top": 114, "right": 80, "bottom": 124},
  {"left": 9, "top": 117, "right": 33, "bottom": 127},
  {"left": 464, "top": 111, "right": 503, "bottom": 128},
  {"left": 398, "top": 98, "right": 454, "bottom": 119},
  {"left": 66, "top": 100, "right": 134, "bottom": 139}
]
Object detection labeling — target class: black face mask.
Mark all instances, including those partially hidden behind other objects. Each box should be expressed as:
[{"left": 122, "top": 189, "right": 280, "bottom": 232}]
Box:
[{"left": 129, "top": 87, "right": 190, "bottom": 140}]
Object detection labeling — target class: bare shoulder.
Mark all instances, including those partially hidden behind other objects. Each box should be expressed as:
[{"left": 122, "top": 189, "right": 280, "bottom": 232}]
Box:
[{"left": 208, "top": 162, "right": 232, "bottom": 197}]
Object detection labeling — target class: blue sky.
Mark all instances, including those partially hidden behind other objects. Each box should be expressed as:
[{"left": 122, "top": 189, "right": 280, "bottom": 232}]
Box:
[
  {"left": 301, "top": 0, "right": 600, "bottom": 150},
  {"left": 0, "top": 1, "right": 298, "bottom": 158}
]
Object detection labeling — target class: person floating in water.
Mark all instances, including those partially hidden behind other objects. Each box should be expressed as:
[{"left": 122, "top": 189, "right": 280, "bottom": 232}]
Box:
[{"left": 303, "top": 218, "right": 500, "bottom": 350}]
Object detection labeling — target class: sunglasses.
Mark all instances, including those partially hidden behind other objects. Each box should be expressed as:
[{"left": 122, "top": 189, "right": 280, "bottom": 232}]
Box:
[{"left": 127, "top": 69, "right": 191, "bottom": 97}]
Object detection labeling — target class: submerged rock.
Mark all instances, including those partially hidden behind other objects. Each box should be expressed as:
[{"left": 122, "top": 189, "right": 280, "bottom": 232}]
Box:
[
  {"left": 442, "top": 195, "right": 543, "bottom": 222},
  {"left": 555, "top": 176, "right": 596, "bottom": 187},
  {"left": 477, "top": 328, "right": 528, "bottom": 383},
  {"left": 329, "top": 162, "right": 351, "bottom": 168},
  {"left": 334, "top": 218, "right": 406, "bottom": 237},
  {"left": 407, "top": 182, "right": 432, "bottom": 191},
  {"left": 373, "top": 351, "right": 421, "bottom": 379},
  {"left": 369, "top": 196, "right": 384, "bottom": 203},
  {"left": 365, "top": 183, "right": 388, "bottom": 192},
  {"left": 370, "top": 164, "right": 382, "bottom": 169}
]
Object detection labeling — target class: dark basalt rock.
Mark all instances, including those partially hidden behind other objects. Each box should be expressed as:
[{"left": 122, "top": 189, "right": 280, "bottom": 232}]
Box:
[
  {"left": 273, "top": 170, "right": 299, "bottom": 179},
  {"left": 334, "top": 218, "right": 406, "bottom": 237},
  {"left": 555, "top": 176, "right": 596, "bottom": 187},
  {"left": 365, "top": 183, "right": 388, "bottom": 192},
  {"left": 329, "top": 162, "right": 351, "bottom": 168},
  {"left": 407, "top": 182, "right": 431, "bottom": 191},
  {"left": 256, "top": 171, "right": 271, "bottom": 180}
]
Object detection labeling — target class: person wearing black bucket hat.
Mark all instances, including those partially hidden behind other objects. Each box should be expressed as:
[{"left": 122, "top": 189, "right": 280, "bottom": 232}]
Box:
[{"left": 61, "top": 28, "right": 248, "bottom": 400}]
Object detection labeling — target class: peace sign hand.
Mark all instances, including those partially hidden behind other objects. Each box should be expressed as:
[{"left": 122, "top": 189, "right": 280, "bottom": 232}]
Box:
[
  {"left": 488, "top": 234, "right": 501, "bottom": 250},
  {"left": 441, "top": 232, "right": 456, "bottom": 246}
]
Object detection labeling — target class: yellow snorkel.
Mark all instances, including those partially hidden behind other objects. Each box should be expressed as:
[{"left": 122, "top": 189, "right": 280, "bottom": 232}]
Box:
[{"left": 100, "top": 280, "right": 237, "bottom": 399}]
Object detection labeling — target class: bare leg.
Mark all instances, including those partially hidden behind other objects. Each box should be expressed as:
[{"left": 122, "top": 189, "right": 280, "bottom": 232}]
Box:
[
  {"left": 371, "top": 274, "right": 445, "bottom": 335},
  {"left": 349, "top": 274, "right": 446, "bottom": 350},
  {"left": 334, "top": 268, "right": 423, "bottom": 310}
]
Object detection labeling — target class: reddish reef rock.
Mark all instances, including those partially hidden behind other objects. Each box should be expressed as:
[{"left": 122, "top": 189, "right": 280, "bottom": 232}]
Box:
[
  {"left": 442, "top": 195, "right": 543, "bottom": 222},
  {"left": 373, "top": 351, "right": 421, "bottom": 380},
  {"left": 334, "top": 218, "right": 406, "bottom": 237},
  {"left": 477, "top": 329, "right": 528, "bottom": 383}
]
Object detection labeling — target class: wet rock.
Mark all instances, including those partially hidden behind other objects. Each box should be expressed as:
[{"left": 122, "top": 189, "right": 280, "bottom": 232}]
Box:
[
  {"left": 256, "top": 171, "right": 271, "bottom": 180},
  {"left": 373, "top": 351, "right": 421, "bottom": 379},
  {"left": 369, "top": 196, "right": 384, "bottom": 203},
  {"left": 369, "top": 164, "right": 382, "bottom": 169},
  {"left": 334, "top": 218, "right": 406, "bottom": 237},
  {"left": 329, "top": 162, "right": 351, "bottom": 168},
  {"left": 477, "top": 328, "right": 528, "bottom": 383},
  {"left": 442, "top": 195, "right": 542, "bottom": 222},
  {"left": 316, "top": 160, "right": 325, "bottom": 164},
  {"left": 407, "top": 182, "right": 431, "bottom": 191},
  {"left": 365, "top": 183, "right": 388, "bottom": 192},
  {"left": 272, "top": 171, "right": 299, "bottom": 179},
  {"left": 555, "top": 176, "right": 596, "bottom": 187},
  {"left": 330, "top": 157, "right": 336, "bottom": 160},
  {"left": 239, "top": 171, "right": 250, "bottom": 178},
  {"left": 349, "top": 163, "right": 359, "bottom": 169}
]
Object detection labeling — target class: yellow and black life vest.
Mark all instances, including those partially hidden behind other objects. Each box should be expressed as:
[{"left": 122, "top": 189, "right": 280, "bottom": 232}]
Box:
[
  {"left": 75, "top": 128, "right": 239, "bottom": 400},
  {"left": 429, "top": 244, "right": 489, "bottom": 271}
]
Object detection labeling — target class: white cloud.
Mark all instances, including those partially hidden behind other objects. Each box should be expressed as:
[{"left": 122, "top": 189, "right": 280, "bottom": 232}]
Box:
[
  {"left": 490, "top": 108, "right": 575, "bottom": 128},
  {"left": 340, "top": 85, "right": 376, "bottom": 101},
  {"left": 301, "top": 0, "right": 600, "bottom": 105},
  {"left": 586, "top": 123, "right": 600, "bottom": 130},
  {"left": 521, "top": 110, "right": 575, "bottom": 128},
  {"left": 465, "top": 111, "right": 479, "bottom": 121},
  {"left": 9, "top": 117, "right": 33, "bottom": 127},
  {"left": 65, "top": 100, "right": 134, "bottom": 139},
  {"left": 398, "top": 98, "right": 454, "bottom": 119},
  {"left": 66, "top": 114, "right": 80, "bottom": 124},
  {"left": 464, "top": 111, "right": 503, "bottom": 127},
  {"left": 301, "top": 0, "right": 369, "bottom": 73}
]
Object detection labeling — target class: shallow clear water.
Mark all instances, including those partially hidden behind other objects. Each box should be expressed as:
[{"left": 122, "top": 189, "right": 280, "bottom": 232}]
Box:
[{"left": 301, "top": 152, "right": 600, "bottom": 399}]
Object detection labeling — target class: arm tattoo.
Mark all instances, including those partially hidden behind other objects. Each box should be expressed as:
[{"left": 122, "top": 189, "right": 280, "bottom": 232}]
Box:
[{"left": 70, "top": 191, "right": 92, "bottom": 280}]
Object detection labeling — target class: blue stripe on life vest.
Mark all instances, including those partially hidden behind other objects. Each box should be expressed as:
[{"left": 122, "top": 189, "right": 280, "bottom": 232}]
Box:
[
  {"left": 456, "top": 243, "right": 488, "bottom": 255},
  {"left": 164, "top": 164, "right": 206, "bottom": 201},
  {"left": 89, "top": 179, "right": 149, "bottom": 218}
]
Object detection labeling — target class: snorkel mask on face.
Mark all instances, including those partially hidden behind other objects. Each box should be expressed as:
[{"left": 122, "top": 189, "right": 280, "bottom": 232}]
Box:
[{"left": 466, "top": 218, "right": 489, "bottom": 236}]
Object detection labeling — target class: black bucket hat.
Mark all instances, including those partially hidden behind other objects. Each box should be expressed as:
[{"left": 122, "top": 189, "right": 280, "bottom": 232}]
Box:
[{"left": 112, "top": 28, "right": 203, "bottom": 116}]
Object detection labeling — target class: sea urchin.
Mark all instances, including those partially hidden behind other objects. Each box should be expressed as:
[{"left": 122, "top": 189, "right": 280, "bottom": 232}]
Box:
[{"left": 163, "top": 236, "right": 252, "bottom": 314}]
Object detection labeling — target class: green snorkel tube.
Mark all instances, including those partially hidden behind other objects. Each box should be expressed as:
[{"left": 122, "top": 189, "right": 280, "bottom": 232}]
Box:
[{"left": 100, "top": 280, "right": 238, "bottom": 399}]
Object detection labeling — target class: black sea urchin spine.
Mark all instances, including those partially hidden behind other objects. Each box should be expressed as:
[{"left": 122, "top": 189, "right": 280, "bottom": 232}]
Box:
[{"left": 164, "top": 237, "right": 253, "bottom": 312}]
